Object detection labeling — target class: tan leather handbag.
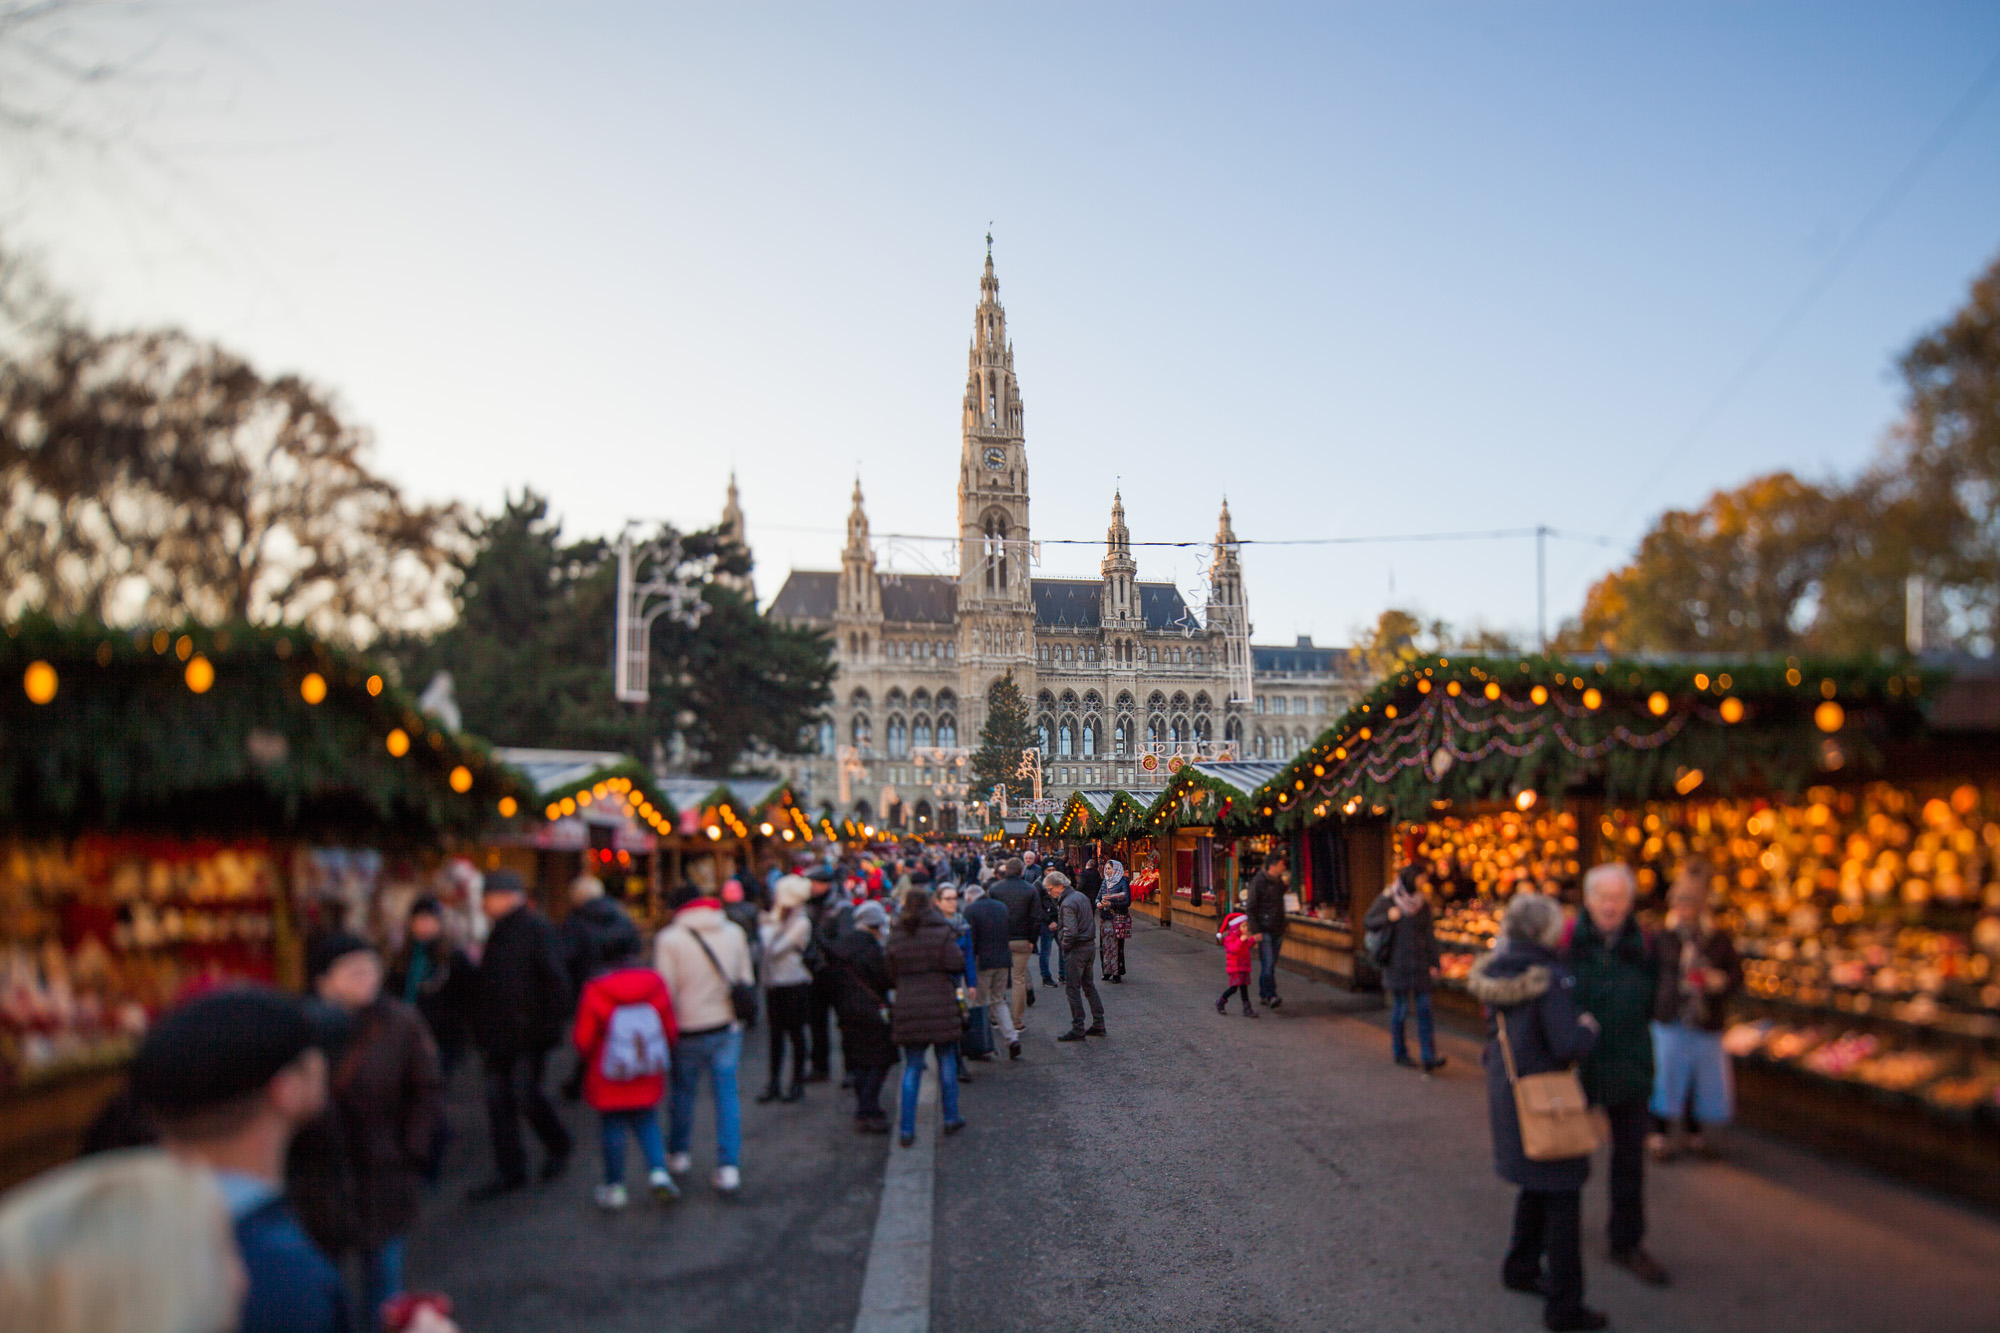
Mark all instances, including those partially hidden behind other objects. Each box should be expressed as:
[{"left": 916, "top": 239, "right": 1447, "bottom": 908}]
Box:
[{"left": 1497, "top": 1018, "right": 1606, "bottom": 1161}]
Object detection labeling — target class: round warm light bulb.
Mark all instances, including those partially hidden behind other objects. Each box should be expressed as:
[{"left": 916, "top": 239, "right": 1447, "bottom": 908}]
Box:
[
  {"left": 1417, "top": 678, "right": 1431, "bottom": 694},
  {"left": 1647, "top": 691, "right": 1670, "bottom": 716},
  {"left": 366, "top": 674, "right": 384, "bottom": 696},
  {"left": 1583, "top": 688, "right": 1603, "bottom": 710},
  {"left": 1385, "top": 704, "right": 1398, "bottom": 719},
  {"left": 449, "top": 765, "right": 474, "bottom": 793},
  {"left": 498, "top": 796, "right": 519, "bottom": 818},
  {"left": 1814, "top": 700, "right": 1845, "bottom": 733},
  {"left": 1719, "top": 697, "right": 1745, "bottom": 724},
  {"left": 184, "top": 656, "right": 215, "bottom": 694},
  {"left": 1446, "top": 680, "right": 1461, "bottom": 697},
  {"left": 1484, "top": 682, "right": 1501, "bottom": 701},
  {"left": 759, "top": 822, "right": 774, "bottom": 836},
  {"left": 545, "top": 803, "right": 561, "bottom": 820},
  {"left": 1515, "top": 789, "right": 1538, "bottom": 811},
  {"left": 559, "top": 796, "right": 576, "bottom": 815},
  {"left": 23, "top": 661, "right": 57, "bottom": 705},
  {"left": 299, "top": 672, "right": 327, "bottom": 705},
  {"left": 1530, "top": 685, "right": 1549, "bottom": 706},
  {"left": 386, "top": 728, "right": 411, "bottom": 757}
]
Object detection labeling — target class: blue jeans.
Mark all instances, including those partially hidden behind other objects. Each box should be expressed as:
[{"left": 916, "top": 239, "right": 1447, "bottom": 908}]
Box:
[
  {"left": 667, "top": 1026, "right": 743, "bottom": 1168},
  {"left": 1037, "top": 925, "right": 1057, "bottom": 983},
  {"left": 360, "top": 1238, "right": 403, "bottom": 1332},
  {"left": 1257, "top": 934, "right": 1281, "bottom": 1001},
  {"left": 898, "top": 1043, "right": 961, "bottom": 1138},
  {"left": 1390, "top": 989, "right": 1437, "bottom": 1064},
  {"left": 600, "top": 1107, "right": 667, "bottom": 1184}
]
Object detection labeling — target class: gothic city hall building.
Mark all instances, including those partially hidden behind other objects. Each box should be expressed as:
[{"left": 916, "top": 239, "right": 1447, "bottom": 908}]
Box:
[{"left": 767, "top": 249, "right": 1366, "bottom": 833}]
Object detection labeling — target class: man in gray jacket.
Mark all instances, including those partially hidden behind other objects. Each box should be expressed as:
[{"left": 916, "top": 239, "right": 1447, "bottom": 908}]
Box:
[{"left": 1045, "top": 871, "right": 1105, "bottom": 1042}]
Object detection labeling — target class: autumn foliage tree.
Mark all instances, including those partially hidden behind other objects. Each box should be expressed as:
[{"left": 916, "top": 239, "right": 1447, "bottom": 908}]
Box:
[{"left": 1565, "top": 249, "right": 2000, "bottom": 657}]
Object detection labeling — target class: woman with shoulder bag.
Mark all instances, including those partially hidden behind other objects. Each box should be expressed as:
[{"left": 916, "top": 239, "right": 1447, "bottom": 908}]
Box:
[
  {"left": 1465, "top": 894, "right": 1606, "bottom": 1333},
  {"left": 883, "top": 888, "right": 967, "bottom": 1147},
  {"left": 1096, "top": 861, "right": 1133, "bottom": 982}
]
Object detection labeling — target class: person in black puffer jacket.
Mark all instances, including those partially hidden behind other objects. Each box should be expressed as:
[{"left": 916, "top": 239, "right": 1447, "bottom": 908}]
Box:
[
  {"left": 1465, "top": 893, "right": 1606, "bottom": 1333},
  {"left": 561, "top": 875, "right": 641, "bottom": 994},
  {"left": 1363, "top": 865, "right": 1444, "bottom": 1070},
  {"left": 468, "top": 871, "right": 574, "bottom": 1199},
  {"left": 828, "top": 900, "right": 898, "bottom": 1131}
]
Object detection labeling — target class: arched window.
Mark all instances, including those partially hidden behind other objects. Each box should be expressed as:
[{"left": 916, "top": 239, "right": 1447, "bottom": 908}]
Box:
[
  {"left": 1038, "top": 690, "right": 1056, "bottom": 709},
  {"left": 1224, "top": 717, "right": 1242, "bottom": 742},
  {"left": 1082, "top": 717, "right": 1099, "bottom": 758},
  {"left": 912, "top": 688, "right": 932, "bottom": 710},
  {"left": 1059, "top": 689, "right": 1078, "bottom": 708},
  {"left": 850, "top": 687, "right": 871, "bottom": 709},
  {"left": 984, "top": 510, "right": 1010, "bottom": 592},
  {"left": 1148, "top": 691, "right": 1167, "bottom": 712},
  {"left": 1116, "top": 691, "right": 1134, "bottom": 711},
  {"left": 852, "top": 714, "right": 872, "bottom": 745},
  {"left": 1038, "top": 715, "right": 1054, "bottom": 756},
  {"left": 914, "top": 799, "right": 933, "bottom": 828},
  {"left": 1171, "top": 692, "right": 1189, "bottom": 711},
  {"left": 852, "top": 798, "right": 872, "bottom": 823},
  {"left": 1295, "top": 728, "right": 1310, "bottom": 755},
  {"left": 1194, "top": 692, "right": 1211, "bottom": 713},
  {"left": 818, "top": 720, "right": 835, "bottom": 753},
  {"left": 1172, "top": 716, "right": 1190, "bottom": 744},
  {"left": 1058, "top": 718, "right": 1075, "bottom": 758},
  {"left": 913, "top": 715, "right": 933, "bottom": 749},
  {"left": 886, "top": 715, "right": 908, "bottom": 758},
  {"left": 937, "top": 689, "right": 957, "bottom": 712},
  {"left": 1147, "top": 716, "right": 1165, "bottom": 744},
  {"left": 1195, "top": 716, "right": 1211, "bottom": 742},
  {"left": 937, "top": 715, "right": 957, "bottom": 748},
  {"left": 1114, "top": 717, "right": 1130, "bottom": 757},
  {"left": 886, "top": 687, "right": 907, "bottom": 711},
  {"left": 1253, "top": 731, "right": 1266, "bottom": 759},
  {"left": 1191, "top": 648, "right": 1202, "bottom": 665}
]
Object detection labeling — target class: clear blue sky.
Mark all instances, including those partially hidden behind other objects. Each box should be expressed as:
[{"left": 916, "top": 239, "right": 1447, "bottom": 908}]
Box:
[{"left": 9, "top": 2, "right": 2000, "bottom": 647}]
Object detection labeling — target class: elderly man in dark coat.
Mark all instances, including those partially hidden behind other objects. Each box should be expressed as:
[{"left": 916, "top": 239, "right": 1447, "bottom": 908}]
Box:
[
  {"left": 827, "top": 899, "right": 898, "bottom": 1132},
  {"left": 1467, "top": 893, "right": 1606, "bottom": 1333}
]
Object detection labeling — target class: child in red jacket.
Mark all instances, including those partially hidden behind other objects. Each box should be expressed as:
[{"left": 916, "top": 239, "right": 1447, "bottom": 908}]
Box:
[
  {"left": 1217, "top": 910, "right": 1258, "bottom": 1017},
  {"left": 572, "top": 940, "right": 680, "bottom": 1209}
]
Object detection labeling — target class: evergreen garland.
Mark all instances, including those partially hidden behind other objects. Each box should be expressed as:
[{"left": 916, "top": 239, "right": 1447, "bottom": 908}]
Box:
[{"left": 1, "top": 616, "right": 528, "bottom": 844}]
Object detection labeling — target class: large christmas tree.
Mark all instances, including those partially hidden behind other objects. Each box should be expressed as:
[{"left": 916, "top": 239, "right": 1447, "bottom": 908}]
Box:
[{"left": 970, "top": 671, "right": 1037, "bottom": 806}]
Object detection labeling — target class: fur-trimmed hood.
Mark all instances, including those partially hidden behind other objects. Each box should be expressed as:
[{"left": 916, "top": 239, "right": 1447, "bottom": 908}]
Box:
[{"left": 1465, "top": 942, "right": 1555, "bottom": 1008}]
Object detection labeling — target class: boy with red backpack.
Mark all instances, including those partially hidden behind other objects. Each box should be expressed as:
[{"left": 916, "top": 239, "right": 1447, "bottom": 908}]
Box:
[
  {"left": 573, "top": 938, "right": 681, "bottom": 1209},
  {"left": 1216, "top": 910, "right": 1258, "bottom": 1017}
]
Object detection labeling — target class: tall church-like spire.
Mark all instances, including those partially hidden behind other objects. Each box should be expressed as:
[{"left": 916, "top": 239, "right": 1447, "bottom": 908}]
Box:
[
  {"left": 839, "top": 478, "right": 880, "bottom": 620},
  {"left": 715, "top": 471, "right": 753, "bottom": 597},
  {"left": 1101, "top": 490, "right": 1139, "bottom": 627},
  {"left": 959, "top": 241, "right": 1031, "bottom": 618}
]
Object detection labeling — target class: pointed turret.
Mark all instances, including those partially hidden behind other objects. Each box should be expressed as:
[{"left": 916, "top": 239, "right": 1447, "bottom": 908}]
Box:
[
  {"left": 1207, "top": 497, "right": 1250, "bottom": 705},
  {"left": 958, "top": 240, "right": 1032, "bottom": 620},
  {"left": 714, "top": 471, "right": 753, "bottom": 597},
  {"left": 838, "top": 478, "right": 880, "bottom": 621},
  {"left": 1100, "top": 490, "right": 1140, "bottom": 627}
]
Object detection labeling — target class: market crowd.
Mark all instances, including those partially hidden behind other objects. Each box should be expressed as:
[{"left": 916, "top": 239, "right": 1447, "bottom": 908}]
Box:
[{"left": 0, "top": 839, "right": 1141, "bottom": 1333}]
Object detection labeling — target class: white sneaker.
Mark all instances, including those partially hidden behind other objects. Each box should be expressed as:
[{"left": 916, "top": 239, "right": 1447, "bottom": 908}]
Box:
[
  {"left": 713, "top": 1165, "right": 741, "bottom": 1194},
  {"left": 648, "top": 1168, "right": 681, "bottom": 1202},
  {"left": 665, "top": 1153, "right": 692, "bottom": 1175},
  {"left": 593, "top": 1183, "right": 628, "bottom": 1211}
]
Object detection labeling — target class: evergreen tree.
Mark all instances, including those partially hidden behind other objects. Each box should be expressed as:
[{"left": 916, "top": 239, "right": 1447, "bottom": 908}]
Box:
[{"left": 970, "top": 671, "right": 1037, "bottom": 806}]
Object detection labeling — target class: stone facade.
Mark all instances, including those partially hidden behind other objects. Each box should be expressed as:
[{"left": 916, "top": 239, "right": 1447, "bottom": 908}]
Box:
[{"left": 762, "top": 247, "right": 1369, "bottom": 831}]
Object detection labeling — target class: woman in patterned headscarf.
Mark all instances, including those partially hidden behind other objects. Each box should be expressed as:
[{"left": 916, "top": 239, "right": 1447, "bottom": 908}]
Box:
[{"left": 1097, "top": 860, "right": 1133, "bottom": 982}]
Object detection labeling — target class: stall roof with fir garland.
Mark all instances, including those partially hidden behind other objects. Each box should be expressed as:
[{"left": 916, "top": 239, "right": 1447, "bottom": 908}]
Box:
[
  {"left": 1139, "top": 760, "right": 1291, "bottom": 833},
  {"left": 1054, "top": 789, "right": 1152, "bottom": 841},
  {"left": 497, "top": 748, "right": 680, "bottom": 841},
  {"left": 1254, "top": 653, "right": 1961, "bottom": 831},
  {"left": 2, "top": 618, "right": 529, "bottom": 843}
]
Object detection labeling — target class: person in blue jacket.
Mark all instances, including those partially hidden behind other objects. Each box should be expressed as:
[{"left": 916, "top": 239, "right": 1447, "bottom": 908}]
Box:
[{"left": 131, "top": 985, "right": 356, "bottom": 1333}]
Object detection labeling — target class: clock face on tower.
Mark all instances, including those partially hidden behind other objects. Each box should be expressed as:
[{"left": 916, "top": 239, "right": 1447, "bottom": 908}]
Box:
[{"left": 983, "top": 446, "right": 1006, "bottom": 471}]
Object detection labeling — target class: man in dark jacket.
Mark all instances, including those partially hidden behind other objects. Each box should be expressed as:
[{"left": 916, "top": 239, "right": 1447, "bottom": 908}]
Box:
[
  {"left": 964, "top": 888, "right": 1021, "bottom": 1059},
  {"left": 1047, "top": 871, "right": 1105, "bottom": 1042},
  {"left": 468, "top": 869, "right": 573, "bottom": 1200},
  {"left": 828, "top": 899, "right": 897, "bottom": 1131},
  {"left": 561, "top": 874, "right": 641, "bottom": 994},
  {"left": 986, "top": 858, "right": 1045, "bottom": 1033},
  {"left": 132, "top": 986, "right": 354, "bottom": 1333},
  {"left": 1565, "top": 863, "right": 1668, "bottom": 1288},
  {"left": 1242, "top": 853, "right": 1292, "bottom": 1009},
  {"left": 387, "top": 896, "right": 475, "bottom": 1075},
  {"left": 803, "top": 870, "right": 845, "bottom": 1083}
]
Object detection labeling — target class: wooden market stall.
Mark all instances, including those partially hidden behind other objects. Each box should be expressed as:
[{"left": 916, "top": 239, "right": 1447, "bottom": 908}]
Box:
[
  {"left": 654, "top": 777, "right": 818, "bottom": 901},
  {"left": 1255, "top": 650, "right": 2000, "bottom": 1206},
  {"left": 493, "top": 749, "right": 679, "bottom": 924},
  {"left": 0, "top": 619, "right": 527, "bottom": 1189},
  {"left": 1050, "top": 790, "right": 1154, "bottom": 880}
]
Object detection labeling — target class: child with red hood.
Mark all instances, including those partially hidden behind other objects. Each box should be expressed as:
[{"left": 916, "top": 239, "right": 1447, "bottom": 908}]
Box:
[
  {"left": 572, "top": 935, "right": 680, "bottom": 1209},
  {"left": 1216, "top": 910, "right": 1258, "bottom": 1017}
]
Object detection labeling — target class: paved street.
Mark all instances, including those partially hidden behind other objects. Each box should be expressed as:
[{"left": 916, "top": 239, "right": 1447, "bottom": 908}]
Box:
[{"left": 410, "top": 925, "right": 2000, "bottom": 1333}]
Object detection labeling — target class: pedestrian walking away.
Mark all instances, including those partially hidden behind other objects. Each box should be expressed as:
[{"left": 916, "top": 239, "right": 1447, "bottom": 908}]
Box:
[
  {"left": 1216, "top": 909, "right": 1258, "bottom": 1016},
  {"left": 1467, "top": 893, "right": 1607, "bottom": 1332},
  {"left": 963, "top": 878, "right": 1022, "bottom": 1059},
  {"left": 1364, "top": 864, "right": 1446, "bottom": 1071},
  {"left": 572, "top": 934, "right": 681, "bottom": 1210},
  {"left": 1243, "top": 850, "right": 1290, "bottom": 1008},
  {"left": 1650, "top": 857, "right": 1742, "bottom": 1162},
  {"left": 467, "top": 869, "right": 574, "bottom": 1201},
  {"left": 827, "top": 899, "right": 898, "bottom": 1132},
  {"left": 986, "top": 857, "right": 1046, "bottom": 1033},
  {"left": 291, "top": 931, "right": 445, "bottom": 1324},
  {"left": 654, "top": 883, "right": 755, "bottom": 1195},
  {"left": 1047, "top": 871, "right": 1106, "bottom": 1041},
  {"left": 1097, "top": 859, "right": 1133, "bottom": 982},
  {"left": 1565, "top": 862, "right": 1670, "bottom": 1288},
  {"left": 758, "top": 874, "right": 816, "bottom": 1104},
  {"left": 883, "top": 886, "right": 967, "bottom": 1146}
]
